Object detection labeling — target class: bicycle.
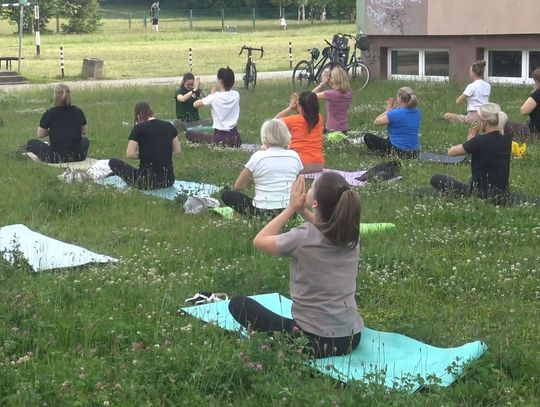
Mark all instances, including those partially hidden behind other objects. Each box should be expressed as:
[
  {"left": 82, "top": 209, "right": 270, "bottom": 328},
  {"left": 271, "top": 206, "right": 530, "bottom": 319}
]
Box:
[
  {"left": 292, "top": 38, "right": 349, "bottom": 89},
  {"left": 339, "top": 33, "right": 371, "bottom": 90},
  {"left": 239, "top": 45, "right": 264, "bottom": 91}
]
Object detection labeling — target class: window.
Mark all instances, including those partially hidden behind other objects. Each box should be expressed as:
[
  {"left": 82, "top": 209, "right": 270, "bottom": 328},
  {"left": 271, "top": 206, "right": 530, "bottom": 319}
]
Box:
[
  {"left": 486, "top": 49, "right": 539, "bottom": 84},
  {"left": 388, "top": 49, "right": 449, "bottom": 80}
]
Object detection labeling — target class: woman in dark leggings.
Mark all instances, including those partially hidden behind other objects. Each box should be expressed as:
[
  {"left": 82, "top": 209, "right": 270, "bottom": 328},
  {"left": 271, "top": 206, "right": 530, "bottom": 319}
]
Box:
[
  {"left": 26, "top": 84, "right": 89, "bottom": 163},
  {"left": 229, "top": 172, "right": 364, "bottom": 358},
  {"left": 431, "top": 103, "right": 512, "bottom": 203},
  {"left": 109, "top": 102, "right": 181, "bottom": 190}
]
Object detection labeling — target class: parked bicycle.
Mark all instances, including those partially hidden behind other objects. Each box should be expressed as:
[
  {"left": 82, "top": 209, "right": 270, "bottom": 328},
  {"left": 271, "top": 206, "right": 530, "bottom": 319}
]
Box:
[
  {"left": 239, "top": 45, "right": 264, "bottom": 91},
  {"left": 339, "top": 33, "right": 371, "bottom": 90},
  {"left": 292, "top": 37, "right": 349, "bottom": 89}
]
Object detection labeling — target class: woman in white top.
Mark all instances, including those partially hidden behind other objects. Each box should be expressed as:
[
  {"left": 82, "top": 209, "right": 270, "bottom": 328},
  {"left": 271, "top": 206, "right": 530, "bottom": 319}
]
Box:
[
  {"left": 222, "top": 119, "right": 303, "bottom": 217},
  {"left": 444, "top": 60, "right": 491, "bottom": 123}
]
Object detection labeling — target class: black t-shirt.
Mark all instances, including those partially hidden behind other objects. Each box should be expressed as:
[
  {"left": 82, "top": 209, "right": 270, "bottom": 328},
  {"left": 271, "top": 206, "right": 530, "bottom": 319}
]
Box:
[
  {"left": 129, "top": 119, "right": 178, "bottom": 184},
  {"left": 463, "top": 131, "right": 512, "bottom": 197},
  {"left": 528, "top": 88, "right": 540, "bottom": 133},
  {"left": 39, "top": 105, "right": 87, "bottom": 155}
]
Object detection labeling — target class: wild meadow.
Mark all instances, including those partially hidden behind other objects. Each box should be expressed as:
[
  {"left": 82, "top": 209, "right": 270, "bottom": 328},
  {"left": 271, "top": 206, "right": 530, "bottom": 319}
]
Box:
[{"left": 0, "top": 76, "right": 539, "bottom": 406}]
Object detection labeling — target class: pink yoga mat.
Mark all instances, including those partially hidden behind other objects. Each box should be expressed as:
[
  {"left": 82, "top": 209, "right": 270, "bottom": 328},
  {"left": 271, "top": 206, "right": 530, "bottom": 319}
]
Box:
[{"left": 304, "top": 169, "right": 367, "bottom": 187}]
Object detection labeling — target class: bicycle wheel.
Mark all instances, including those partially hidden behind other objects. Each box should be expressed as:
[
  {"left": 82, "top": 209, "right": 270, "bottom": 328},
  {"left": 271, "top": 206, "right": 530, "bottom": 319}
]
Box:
[
  {"left": 292, "top": 60, "right": 314, "bottom": 89},
  {"left": 246, "top": 63, "right": 257, "bottom": 90},
  {"left": 348, "top": 61, "right": 370, "bottom": 90}
]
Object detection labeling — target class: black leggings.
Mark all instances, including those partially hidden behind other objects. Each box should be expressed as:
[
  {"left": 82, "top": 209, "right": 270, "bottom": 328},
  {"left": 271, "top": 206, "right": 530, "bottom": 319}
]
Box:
[
  {"left": 363, "top": 133, "right": 418, "bottom": 159},
  {"left": 430, "top": 174, "right": 470, "bottom": 197},
  {"left": 26, "top": 137, "right": 89, "bottom": 163},
  {"left": 221, "top": 191, "right": 282, "bottom": 218},
  {"left": 109, "top": 158, "right": 173, "bottom": 190},
  {"left": 228, "top": 296, "right": 361, "bottom": 358}
]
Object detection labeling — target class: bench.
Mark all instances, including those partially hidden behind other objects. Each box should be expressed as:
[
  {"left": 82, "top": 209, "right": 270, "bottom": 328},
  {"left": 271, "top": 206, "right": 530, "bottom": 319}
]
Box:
[{"left": 0, "top": 57, "right": 23, "bottom": 70}]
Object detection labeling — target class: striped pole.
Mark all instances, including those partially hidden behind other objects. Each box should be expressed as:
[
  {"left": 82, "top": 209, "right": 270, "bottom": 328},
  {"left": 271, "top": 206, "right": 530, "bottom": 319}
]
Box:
[
  {"left": 288, "top": 41, "right": 293, "bottom": 69},
  {"left": 34, "top": 5, "right": 40, "bottom": 57},
  {"left": 188, "top": 48, "right": 193, "bottom": 72},
  {"left": 60, "top": 46, "right": 65, "bottom": 79}
]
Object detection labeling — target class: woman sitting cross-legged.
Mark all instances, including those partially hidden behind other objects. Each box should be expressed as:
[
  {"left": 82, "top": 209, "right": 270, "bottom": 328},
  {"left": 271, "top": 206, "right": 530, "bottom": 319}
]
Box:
[
  {"left": 363, "top": 86, "right": 421, "bottom": 158},
  {"left": 312, "top": 66, "right": 352, "bottom": 133},
  {"left": 275, "top": 91, "right": 324, "bottom": 173},
  {"left": 222, "top": 119, "right": 303, "bottom": 217},
  {"left": 228, "top": 172, "right": 364, "bottom": 358},
  {"left": 172, "top": 72, "right": 213, "bottom": 131},
  {"left": 109, "top": 102, "right": 181, "bottom": 190},
  {"left": 505, "top": 66, "right": 540, "bottom": 141},
  {"left": 26, "top": 84, "right": 89, "bottom": 163},
  {"left": 431, "top": 103, "right": 512, "bottom": 203}
]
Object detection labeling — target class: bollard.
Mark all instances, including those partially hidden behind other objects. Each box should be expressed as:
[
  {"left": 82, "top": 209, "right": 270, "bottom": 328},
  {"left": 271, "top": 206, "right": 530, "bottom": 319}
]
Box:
[
  {"left": 252, "top": 8, "right": 255, "bottom": 28},
  {"left": 34, "top": 5, "right": 40, "bottom": 57},
  {"left": 188, "top": 48, "right": 193, "bottom": 72},
  {"left": 189, "top": 9, "right": 193, "bottom": 30},
  {"left": 288, "top": 42, "right": 293, "bottom": 69},
  {"left": 60, "top": 46, "right": 65, "bottom": 79}
]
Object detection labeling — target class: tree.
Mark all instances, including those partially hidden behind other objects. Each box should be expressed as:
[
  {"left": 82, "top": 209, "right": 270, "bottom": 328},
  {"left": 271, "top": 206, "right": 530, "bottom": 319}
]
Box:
[
  {"left": 0, "top": 0, "right": 67, "bottom": 34},
  {"left": 61, "top": 0, "right": 102, "bottom": 34}
]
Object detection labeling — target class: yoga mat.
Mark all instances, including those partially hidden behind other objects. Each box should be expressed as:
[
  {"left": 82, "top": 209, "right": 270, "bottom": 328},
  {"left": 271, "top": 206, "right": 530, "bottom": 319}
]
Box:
[
  {"left": 304, "top": 169, "right": 368, "bottom": 187},
  {"left": 182, "top": 293, "right": 487, "bottom": 392},
  {"left": 209, "top": 207, "right": 395, "bottom": 234},
  {"left": 24, "top": 152, "right": 98, "bottom": 170},
  {"left": 0, "top": 224, "right": 118, "bottom": 272},
  {"left": 96, "top": 175, "right": 221, "bottom": 200},
  {"left": 239, "top": 144, "right": 261, "bottom": 153},
  {"left": 418, "top": 152, "right": 466, "bottom": 164}
]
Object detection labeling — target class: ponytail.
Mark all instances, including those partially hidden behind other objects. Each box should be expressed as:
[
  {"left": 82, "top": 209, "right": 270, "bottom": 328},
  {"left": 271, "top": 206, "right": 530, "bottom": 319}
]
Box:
[
  {"left": 397, "top": 87, "right": 417, "bottom": 109},
  {"left": 478, "top": 103, "right": 508, "bottom": 135},
  {"left": 298, "top": 91, "right": 320, "bottom": 131},
  {"left": 53, "top": 84, "right": 71, "bottom": 107},
  {"left": 471, "top": 59, "right": 487, "bottom": 78},
  {"left": 497, "top": 111, "right": 508, "bottom": 135}
]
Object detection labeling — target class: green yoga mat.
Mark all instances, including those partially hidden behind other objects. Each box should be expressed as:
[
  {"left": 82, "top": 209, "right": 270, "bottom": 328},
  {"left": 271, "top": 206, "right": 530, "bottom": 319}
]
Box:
[
  {"left": 182, "top": 293, "right": 487, "bottom": 392},
  {"left": 210, "top": 207, "right": 395, "bottom": 234}
]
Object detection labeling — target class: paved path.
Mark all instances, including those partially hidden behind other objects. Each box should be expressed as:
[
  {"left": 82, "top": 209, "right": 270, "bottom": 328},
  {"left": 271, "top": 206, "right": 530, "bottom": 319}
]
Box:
[{"left": 0, "top": 70, "right": 294, "bottom": 93}]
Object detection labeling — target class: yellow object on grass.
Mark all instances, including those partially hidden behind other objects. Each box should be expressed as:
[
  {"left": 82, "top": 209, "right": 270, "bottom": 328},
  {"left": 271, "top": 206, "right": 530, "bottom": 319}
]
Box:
[{"left": 512, "top": 141, "right": 527, "bottom": 158}]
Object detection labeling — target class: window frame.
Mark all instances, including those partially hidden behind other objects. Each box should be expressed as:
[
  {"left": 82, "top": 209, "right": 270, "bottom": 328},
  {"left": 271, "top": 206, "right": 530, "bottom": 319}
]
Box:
[
  {"left": 388, "top": 48, "right": 449, "bottom": 82},
  {"left": 484, "top": 49, "right": 538, "bottom": 84}
]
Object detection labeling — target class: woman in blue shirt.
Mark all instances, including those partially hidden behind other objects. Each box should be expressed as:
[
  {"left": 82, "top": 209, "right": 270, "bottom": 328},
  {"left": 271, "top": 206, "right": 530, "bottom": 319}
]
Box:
[{"left": 363, "top": 87, "right": 421, "bottom": 158}]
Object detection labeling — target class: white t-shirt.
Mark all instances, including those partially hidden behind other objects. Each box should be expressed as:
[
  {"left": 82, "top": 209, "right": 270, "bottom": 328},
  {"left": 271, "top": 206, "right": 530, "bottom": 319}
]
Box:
[
  {"left": 245, "top": 147, "right": 303, "bottom": 209},
  {"left": 463, "top": 79, "right": 491, "bottom": 112},
  {"left": 201, "top": 90, "right": 240, "bottom": 131}
]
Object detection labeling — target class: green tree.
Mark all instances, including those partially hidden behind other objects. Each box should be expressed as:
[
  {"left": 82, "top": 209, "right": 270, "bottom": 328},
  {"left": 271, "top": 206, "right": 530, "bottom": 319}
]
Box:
[{"left": 61, "top": 0, "right": 101, "bottom": 34}]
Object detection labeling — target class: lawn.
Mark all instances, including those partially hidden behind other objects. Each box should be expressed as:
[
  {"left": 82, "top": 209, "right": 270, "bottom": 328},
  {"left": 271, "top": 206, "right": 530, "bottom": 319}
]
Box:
[{"left": 0, "top": 77, "right": 539, "bottom": 406}]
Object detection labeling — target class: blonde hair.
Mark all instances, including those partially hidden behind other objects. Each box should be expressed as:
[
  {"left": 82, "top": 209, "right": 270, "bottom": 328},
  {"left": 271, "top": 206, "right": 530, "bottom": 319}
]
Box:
[
  {"left": 53, "top": 84, "right": 71, "bottom": 107},
  {"left": 397, "top": 87, "right": 418, "bottom": 109},
  {"left": 330, "top": 66, "right": 351, "bottom": 93},
  {"left": 260, "top": 119, "right": 291, "bottom": 147},
  {"left": 478, "top": 103, "right": 508, "bottom": 135}
]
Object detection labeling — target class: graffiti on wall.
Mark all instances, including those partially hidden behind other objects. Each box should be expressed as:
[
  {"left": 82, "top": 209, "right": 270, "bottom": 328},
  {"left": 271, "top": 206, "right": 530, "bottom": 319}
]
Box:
[{"left": 366, "top": 0, "right": 426, "bottom": 35}]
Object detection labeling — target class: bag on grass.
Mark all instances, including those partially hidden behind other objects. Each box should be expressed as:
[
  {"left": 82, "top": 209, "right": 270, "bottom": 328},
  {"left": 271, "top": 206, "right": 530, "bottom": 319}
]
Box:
[{"left": 183, "top": 195, "right": 220, "bottom": 214}]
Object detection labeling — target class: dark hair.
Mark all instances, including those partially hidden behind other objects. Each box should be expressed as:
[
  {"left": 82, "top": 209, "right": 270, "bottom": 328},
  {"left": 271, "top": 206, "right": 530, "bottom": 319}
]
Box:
[
  {"left": 180, "top": 72, "right": 195, "bottom": 93},
  {"left": 133, "top": 102, "right": 153, "bottom": 125},
  {"left": 471, "top": 60, "right": 486, "bottom": 77},
  {"left": 298, "top": 91, "right": 320, "bottom": 131},
  {"left": 532, "top": 66, "right": 540, "bottom": 83},
  {"left": 314, "top": 172, "right": 360, "bottom": 248},
  {"left": 217, "top": 67, "right": 235, "bottom": 90}
]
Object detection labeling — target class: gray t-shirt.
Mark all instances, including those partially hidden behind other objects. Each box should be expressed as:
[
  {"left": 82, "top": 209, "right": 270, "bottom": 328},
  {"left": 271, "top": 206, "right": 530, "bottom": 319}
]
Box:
[{"left": 277, "top": 222, "right": 364, "bottom": 338}]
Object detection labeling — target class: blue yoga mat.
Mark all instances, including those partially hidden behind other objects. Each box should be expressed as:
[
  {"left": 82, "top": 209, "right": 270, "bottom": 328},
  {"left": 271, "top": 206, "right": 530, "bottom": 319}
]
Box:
[
  {"left": 182, "top": 293, "right": 487, "bottom": 392},
  {"left": 96, "top": 176, "right": 221, "bottom": 200}
]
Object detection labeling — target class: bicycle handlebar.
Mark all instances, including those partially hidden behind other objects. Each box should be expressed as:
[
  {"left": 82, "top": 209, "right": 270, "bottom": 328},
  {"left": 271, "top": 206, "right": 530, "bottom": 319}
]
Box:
[
  {"left": 324, "top": 39, "right": 348, "bottom": 50},
  {"left": 239, "top": 45, "right": 264, "bottom": 58}
]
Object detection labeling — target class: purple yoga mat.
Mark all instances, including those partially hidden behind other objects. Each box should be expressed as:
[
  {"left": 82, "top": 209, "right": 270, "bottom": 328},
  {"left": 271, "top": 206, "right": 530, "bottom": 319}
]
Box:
[{"left": 304, "top": 169, "right": 367, "bottom": 187}]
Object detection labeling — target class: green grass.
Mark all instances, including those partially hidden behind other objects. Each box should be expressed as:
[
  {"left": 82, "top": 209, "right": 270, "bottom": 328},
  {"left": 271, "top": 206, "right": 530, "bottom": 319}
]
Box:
[
  {"left": 0, "top": 78, "right": 539, "bottom": 406},
  {"left": 0, "top": 20, "right": 354, "bottom": 82}
]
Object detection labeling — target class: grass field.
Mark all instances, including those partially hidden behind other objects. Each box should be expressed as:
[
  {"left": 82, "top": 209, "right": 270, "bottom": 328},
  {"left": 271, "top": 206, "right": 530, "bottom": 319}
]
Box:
[
  {"left": 1, "top": 76, "right": 540, "bottom": 405},
  {"left": 0, "top": 18, "right": 355, "bottom": 83}
]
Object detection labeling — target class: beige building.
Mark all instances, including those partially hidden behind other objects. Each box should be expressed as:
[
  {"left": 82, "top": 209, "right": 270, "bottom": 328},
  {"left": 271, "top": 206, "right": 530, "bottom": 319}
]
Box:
[{"left": 358, "top": 0, "right": 540, "bottom": 83}]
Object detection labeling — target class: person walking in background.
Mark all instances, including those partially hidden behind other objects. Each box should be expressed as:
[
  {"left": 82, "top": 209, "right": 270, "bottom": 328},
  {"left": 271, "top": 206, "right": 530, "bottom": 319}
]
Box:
[
  {"left": 279, "top": 15, "right": 287, "bottom": 30},
  {"left": 150, "top": 0, "right": 160, "bottom": 32},
  {"left": 444, "top": 60, "right": 490, "bottom": 123}
]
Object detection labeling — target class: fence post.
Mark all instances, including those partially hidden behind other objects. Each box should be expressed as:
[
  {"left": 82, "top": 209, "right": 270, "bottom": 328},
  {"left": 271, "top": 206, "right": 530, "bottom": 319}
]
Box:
[
  {"left": 252, "top": 8, "right": 255, "bottom": 27},
  {"left": 289, "top": 42, "right": 293, "bottom": 69},
  {"left": 128, "top": 11, "right": 132, "bottom": 30},
  {"left": 143, "top": 10, "right": 147, "bottom": 30},
  {"left": 56, "top": 12, "right": 59, "bottom": 33},
  {"left": 188, "top": 48, "right": 193, "bottom": 72},
  {"left": 221, "top": 8, "right": 224, "bottom": 31},
  {"left": 60, "top": 46, "right": 65, "bottom": 79},
  {"left": 189, "top": 9, "right": 193, "bottom": 30},
  {"left": 34, "top": 5, "right": 41, "bottom": 57}
]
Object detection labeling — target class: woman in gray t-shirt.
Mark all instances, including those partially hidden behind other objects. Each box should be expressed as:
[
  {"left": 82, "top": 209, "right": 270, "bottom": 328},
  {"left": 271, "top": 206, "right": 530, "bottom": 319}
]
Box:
[{"left": 228, "top": 172, "right": 364, "bottom": 358}]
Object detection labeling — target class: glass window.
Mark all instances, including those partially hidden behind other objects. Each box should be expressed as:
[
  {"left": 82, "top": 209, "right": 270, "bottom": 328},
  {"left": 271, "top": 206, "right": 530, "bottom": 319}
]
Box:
[
  {"left": 391, "top": 50, "right": 419, "bottom": 75},
  {"left": 529, "top": 51, "right": 540, "bottom": 77},
  {"left": 425, "top": 51, "right": 449, "bottom": 76},
  {"left": 488, "top": 50, "right": 522, "bottom": 77}
]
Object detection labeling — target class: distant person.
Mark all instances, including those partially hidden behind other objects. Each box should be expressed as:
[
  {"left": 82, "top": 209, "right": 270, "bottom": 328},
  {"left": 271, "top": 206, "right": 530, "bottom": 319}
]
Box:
[
  {"left": 185, "top": 67, "right": 241, "bottom": 148},
  {"left": 173, "top": 72, "right": 212, "bottom": 131},
  {"left": 431, "top": 103, "right": 511, "bottom": 203},
  {"left": 505, "top": 66, "right": 540, "bottom": 141},
  {"left": 279, "top": 15, "right": 287, "bottom": 30},
  {"left": 222, "top": 119, "right": 303, "bottom": 217},
  {"left": 109, "top": 102, "right": 181, "bottom": 190},
  {"left": 150, "top": 0, "right": 160, "bottom": 32},
  {"left": 363, "top": 86, "right": 421, "bottom": 158},
  {"left": 444, "top": 60, "right": 490, "bottom": 123},
  {"left": 275, "top": 91, "right": 324, "bottom": 173},
  {"left": 321, "top": 10, "right": 326, "bottom": 21},
  {"left": 25, "top": 83, "right": 89, "bottom": 163},
  {"left": 313, "top": 66, "right": 352, "bottom": 133}
]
